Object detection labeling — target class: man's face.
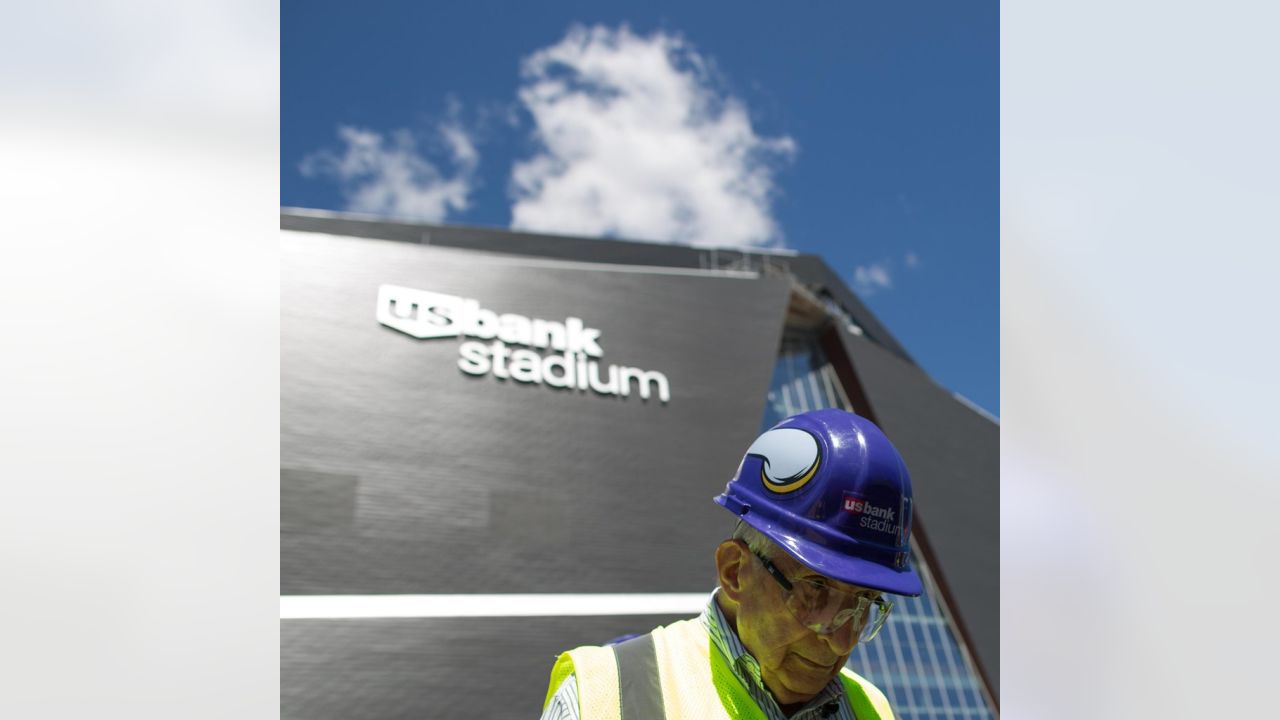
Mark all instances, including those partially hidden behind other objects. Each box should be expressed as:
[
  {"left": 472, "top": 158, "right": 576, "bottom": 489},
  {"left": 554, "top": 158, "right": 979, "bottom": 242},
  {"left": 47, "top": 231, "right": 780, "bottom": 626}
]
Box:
[{"left": 733, "top": 549, "right": 865, "bottom": 706}]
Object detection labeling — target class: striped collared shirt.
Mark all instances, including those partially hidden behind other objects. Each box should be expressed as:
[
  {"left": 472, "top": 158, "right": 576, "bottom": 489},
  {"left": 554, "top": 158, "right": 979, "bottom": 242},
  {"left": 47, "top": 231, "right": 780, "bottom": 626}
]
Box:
[{"left": 539, "top": 590, "right": 858, "bottom": 720}]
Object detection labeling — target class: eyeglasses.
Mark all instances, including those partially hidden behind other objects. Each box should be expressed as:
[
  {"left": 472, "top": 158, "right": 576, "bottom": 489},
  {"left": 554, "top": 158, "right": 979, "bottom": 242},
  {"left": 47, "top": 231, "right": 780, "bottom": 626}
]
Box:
[{"left": 753, "top": 552, "right": 893, "bottom": 641}]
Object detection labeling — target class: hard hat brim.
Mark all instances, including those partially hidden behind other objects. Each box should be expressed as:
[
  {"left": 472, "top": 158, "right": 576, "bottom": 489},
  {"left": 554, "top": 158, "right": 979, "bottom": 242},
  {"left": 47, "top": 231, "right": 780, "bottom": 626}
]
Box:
[{"left": 727, "top": 506, "right": 924, "bottom": 597}]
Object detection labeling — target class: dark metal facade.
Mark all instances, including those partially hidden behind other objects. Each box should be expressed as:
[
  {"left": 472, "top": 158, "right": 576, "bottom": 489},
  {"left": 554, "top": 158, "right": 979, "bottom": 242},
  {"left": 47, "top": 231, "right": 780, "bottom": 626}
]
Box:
[
  {"left": 833, "top": 328, "right": 1000, "bottom": 698},
  {"left": 280, "top": 210, "right": 998, "bottom": 718},
  {"left": 282, "top": 226, "right": 790, "bottom": 718}
]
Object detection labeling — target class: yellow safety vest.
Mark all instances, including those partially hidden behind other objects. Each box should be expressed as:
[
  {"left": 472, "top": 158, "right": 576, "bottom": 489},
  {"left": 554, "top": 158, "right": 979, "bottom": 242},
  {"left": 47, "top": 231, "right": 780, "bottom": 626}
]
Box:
[{"left": 543, "top": 618, "right": 896, "bottom": 720}]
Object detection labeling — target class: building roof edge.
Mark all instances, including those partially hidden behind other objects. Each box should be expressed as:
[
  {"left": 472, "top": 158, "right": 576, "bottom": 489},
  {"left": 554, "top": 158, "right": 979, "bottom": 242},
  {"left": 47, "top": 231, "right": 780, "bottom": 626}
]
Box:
[{"left": 280, "top": 207, "right": 918, "bottom": 367}]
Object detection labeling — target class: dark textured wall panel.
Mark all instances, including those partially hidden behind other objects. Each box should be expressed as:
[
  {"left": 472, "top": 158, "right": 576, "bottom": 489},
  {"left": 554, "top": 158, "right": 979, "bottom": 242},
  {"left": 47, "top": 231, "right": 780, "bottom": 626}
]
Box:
[
  {"left": 834, "top": 327, "right": 999, "bottom": 694},
  {"left": 282, "top": 230, "right": 791, "bottom": 595},
  {"left": 280, "top": 224, "right": 999, "bottom": 715},
  {"left": 282, "top": 614, "right": 689, "bottom": 720}
]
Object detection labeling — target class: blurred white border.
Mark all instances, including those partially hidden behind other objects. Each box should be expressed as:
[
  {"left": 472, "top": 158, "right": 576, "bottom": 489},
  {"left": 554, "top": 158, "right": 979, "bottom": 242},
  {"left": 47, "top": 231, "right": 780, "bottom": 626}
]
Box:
[
  {"left": 1, "top": 2, "right": 278, "bottom": 718},
  {"left": 1004, "top": 0, "right": 1280, "bottom": 716},
  {"left": 3, "top": 0, "right": 1279, "bottom": 716}
]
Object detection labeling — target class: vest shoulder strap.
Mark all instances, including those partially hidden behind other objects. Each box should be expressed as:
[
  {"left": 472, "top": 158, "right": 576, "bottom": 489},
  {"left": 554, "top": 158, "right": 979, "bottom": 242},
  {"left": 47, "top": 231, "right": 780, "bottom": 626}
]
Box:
[
  {"left": 613, "top": 633, "right": 666, "bottom": 720},
  {"left": 653, "top": 619, "right": 769, "bottom": 720},
  {"left": 838, "top": 668, "right": 896, "bottom": 720},
  {"left": 546, "top": 644, "right": 621, "bottom": 720}
]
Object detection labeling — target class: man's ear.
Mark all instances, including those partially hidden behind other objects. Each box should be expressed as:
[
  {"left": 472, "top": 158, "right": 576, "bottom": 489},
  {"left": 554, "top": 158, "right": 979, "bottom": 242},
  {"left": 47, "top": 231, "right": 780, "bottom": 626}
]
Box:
[{"left": 715, "top": 539, "right": 752, "bottom": 603}]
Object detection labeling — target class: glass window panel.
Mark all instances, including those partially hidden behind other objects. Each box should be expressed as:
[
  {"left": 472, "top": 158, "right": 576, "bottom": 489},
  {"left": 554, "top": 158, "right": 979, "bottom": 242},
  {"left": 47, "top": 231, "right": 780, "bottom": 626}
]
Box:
[
  {"left": 911, "top": 685, "right": 928, "bottom": 709},
  {"left": 762, "top": 329, "right": 996, "bottom": 720}
]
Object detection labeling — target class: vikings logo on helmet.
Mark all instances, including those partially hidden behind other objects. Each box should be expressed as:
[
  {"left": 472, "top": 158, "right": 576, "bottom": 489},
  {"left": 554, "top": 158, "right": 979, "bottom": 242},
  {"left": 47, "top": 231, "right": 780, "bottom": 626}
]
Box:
[{"left": 746, "top": 427, "right": 821, "bottom": 494}]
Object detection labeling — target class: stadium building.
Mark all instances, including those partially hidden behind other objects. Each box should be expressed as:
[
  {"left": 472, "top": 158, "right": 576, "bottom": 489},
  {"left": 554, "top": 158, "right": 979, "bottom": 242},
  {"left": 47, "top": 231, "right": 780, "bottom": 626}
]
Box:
[{"left": 280, "top": 208, "right": 999, "bottom": 719}]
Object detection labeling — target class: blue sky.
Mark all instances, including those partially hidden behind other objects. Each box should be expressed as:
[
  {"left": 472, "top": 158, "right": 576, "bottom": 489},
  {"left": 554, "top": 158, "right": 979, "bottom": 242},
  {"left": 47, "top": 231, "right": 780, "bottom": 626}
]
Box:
[{"left": 283, "top": 0, "right": 999, "bottom": 416}]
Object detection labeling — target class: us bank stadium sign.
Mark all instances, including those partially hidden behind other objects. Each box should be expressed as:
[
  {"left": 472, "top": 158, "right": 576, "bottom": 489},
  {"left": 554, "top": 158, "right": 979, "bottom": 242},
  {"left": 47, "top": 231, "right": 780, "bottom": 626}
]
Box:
[{"left": 376, "top": 284, "right": 671, "bottom": 404}]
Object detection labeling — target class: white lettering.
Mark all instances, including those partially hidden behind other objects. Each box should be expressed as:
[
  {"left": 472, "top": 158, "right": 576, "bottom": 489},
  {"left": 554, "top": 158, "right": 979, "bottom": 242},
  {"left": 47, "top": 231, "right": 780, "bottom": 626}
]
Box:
[
  {"left": 587, "top": 361, "right": 618, "bottom": 395},
  {"left": 377, "top": 285, "right": 463, "bottom": 339},
  {"left": 637, "top": 370, "right": 670, "bottom": 403},
  {"left": 426, "top": 303, "right": 452, "bottom": 328},
  {"left": 508, "top": 349, "right": 542, "bottom": 383},
  {"left": 457, "top": 341, "right": 490, "bottom": 375},
  {"left": 541, "top": 353, "right": 573, "bottom": 388},
  {"left": 467, "top": 303, "right": 500, "bottom": 340},
  {"left": 531, "top": 319, "right": 566, "bottom": 350},
  {"left": 377, "top": 285, "right": 671, "bottom": 403},
  {"left": 576, "top": 355, "right": 589, "bottom": 391},
  {"left": 455, "top": 342, "right": 668, "bottom": 403},
  {"left": 489, "top": 341, "right": 512, "bottom": 379},
  {"left": 618, "top": 367, "right": 670, "bottom": 403},
  {"left": 498, "top": 313, "right": 533, "bottom": 345},
  {"left": 566, "top": 317, "right": 604, "bottom": 357},
  {"left": 859, "top": 515, "right": 901, "bottom": 535},
  {"left": 390, "top": 299, "right": 416, "bottom": 319}
]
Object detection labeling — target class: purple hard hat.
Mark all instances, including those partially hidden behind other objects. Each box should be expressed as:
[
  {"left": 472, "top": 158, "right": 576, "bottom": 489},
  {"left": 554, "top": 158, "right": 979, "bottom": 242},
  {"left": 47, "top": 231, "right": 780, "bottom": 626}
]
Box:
[{"left": 714, "top": 409, "right": 923, "bottom": 596}]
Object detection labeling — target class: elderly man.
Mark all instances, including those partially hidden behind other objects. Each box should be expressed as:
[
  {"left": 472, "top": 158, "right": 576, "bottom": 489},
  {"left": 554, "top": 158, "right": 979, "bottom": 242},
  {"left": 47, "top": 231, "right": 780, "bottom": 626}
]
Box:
[{"left": 540, "top": 409, "right": 922, "bottom": 720}]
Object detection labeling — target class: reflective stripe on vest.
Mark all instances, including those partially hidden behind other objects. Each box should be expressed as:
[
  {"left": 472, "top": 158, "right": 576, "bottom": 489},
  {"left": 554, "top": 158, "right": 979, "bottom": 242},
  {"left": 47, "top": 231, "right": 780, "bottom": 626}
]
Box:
[
  {"left": 543, "top": 618, "right": 896, "bottom": 720},
  {"left": 614, "top": 633, "right": 665, "bottom": 720}
]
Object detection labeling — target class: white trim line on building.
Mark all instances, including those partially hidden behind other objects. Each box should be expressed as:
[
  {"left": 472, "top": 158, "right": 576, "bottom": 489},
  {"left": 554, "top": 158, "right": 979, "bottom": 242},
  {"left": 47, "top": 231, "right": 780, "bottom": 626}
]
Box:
[
  {"left": 451, "top": 252, "right": 762, "bottom": 279},
  {"left": 280, "top": 593, "right": 709, "bottom": 619},
  {"left": 281, "top": 229, "right": 762, "bottom": 280},
  {"left": 951, "top": 392, "right": 999, "bottom": 425},
  {"left": 281, "top": 207, "right": 800, "bottom": 257}
]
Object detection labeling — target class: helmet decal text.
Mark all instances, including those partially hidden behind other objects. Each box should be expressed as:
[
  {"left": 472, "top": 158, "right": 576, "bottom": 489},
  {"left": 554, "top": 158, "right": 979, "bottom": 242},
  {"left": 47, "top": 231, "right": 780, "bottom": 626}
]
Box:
[{"left": 843, "top": 492, "right": 904, "bottom": 540}]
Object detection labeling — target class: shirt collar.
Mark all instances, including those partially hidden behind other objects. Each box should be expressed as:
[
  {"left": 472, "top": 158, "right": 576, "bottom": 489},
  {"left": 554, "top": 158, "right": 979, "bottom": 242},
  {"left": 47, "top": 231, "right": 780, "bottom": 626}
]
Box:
[{"left": 699, "top": 589, "right": 847, "bottom": 718}]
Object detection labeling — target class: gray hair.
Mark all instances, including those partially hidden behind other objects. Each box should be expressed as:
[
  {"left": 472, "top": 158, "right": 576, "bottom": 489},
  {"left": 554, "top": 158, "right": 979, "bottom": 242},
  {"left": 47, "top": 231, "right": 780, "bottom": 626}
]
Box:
[{"left": 731, "top": 520, "right": 782, "bottom": 559}]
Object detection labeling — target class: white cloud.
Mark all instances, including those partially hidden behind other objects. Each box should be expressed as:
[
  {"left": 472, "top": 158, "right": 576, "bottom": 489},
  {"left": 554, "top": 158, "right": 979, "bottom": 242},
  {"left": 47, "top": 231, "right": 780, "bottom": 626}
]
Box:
[
  {"left": 905, "top": 251, "right": 920, "bottom": 268},
  {"left": 300, "top": 119, "right": 478, "bottom": 222},
  {"left": 853, "top": 263, "right": 893, "bottom": 296},
  {"left": 509, "top": 25, "right": 796, "bottom": 248}
]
